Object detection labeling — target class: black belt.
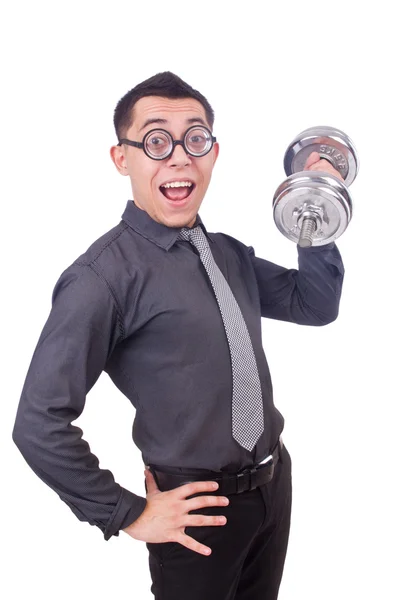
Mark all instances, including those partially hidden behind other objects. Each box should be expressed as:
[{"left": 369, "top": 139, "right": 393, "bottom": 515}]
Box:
[{"left": 148, "top": 437, "right": 283, "bottom": 497}]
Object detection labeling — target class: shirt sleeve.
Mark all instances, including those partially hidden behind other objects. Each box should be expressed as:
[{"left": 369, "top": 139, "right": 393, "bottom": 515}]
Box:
[
  {"left": 248, "top": 241, "right": 345, "bottom": 325},
  {"left": 12, "top": 261, "right": 147, "bottom": 540}
]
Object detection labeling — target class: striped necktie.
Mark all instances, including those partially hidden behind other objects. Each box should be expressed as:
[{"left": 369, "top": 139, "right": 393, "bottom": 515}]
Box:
[{"left": 177, "top": 225, "right": 264, "bottom": 451}]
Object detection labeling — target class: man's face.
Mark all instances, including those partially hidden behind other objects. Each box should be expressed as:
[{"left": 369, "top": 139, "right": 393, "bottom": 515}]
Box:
[{"left": 110, "top": 96, "right": 219, "bottom": 228}]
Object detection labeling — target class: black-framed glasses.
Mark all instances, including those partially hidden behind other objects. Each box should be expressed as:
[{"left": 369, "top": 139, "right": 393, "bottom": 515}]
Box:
[{"left": 117, "top": 125, "right": 217, "bottom": 160}]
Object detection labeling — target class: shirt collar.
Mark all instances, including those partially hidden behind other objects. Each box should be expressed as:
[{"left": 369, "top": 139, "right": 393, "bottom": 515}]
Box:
[{"left": 121, "top": 200, "right": 214, "bottom": 251}]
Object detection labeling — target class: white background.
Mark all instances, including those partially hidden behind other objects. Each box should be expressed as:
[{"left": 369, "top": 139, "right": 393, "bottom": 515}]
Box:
[{"left": 2, "top": 1, "right": 396, "bottom": 599}]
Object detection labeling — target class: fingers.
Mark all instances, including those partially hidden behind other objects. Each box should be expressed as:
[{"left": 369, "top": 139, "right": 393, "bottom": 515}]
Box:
[
  {"left": 141, "top": 476, "right": 230, "bottom": 555},
  {"left": 176, "top": 512, "right": 229, "bottom": 556},
  {"left": 307, "top": 161, "right": 344, "bottom": 181},
  {"left": 174, "top": 479, "right": 220, "bottom": 499},
  {"left": 176, "top": 532, "right": 214, "bottom": 556},
  {"left": 304, "top": 151, "right": 321, "bottom": 169},
  {"left": 185, "top": 494, "right": 229, "bottom": 511},
  {"left": 173, "top": 511, "right": 229, "bottom": 556},
  {"left": 304, "top": 151, "right": 344, "bottom": 181},
  {"left": 184, "top": 514, "right": 227, "bottom": 527}
]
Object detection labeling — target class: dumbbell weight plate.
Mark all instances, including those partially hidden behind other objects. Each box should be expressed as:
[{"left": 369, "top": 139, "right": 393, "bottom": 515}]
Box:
[
  {"left": 273, "top": 172, "right": 353, "bottom": 246},
  {"left": 283, "top": 126, "right": 359, "bottom": 187}
]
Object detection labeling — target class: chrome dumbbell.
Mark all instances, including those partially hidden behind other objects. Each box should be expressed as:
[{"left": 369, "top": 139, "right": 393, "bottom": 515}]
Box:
[{"left": 272, "top": 126, "right": 359, "bottom": 247}]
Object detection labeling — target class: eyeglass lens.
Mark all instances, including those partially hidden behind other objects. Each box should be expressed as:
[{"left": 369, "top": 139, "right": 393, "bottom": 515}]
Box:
[{"left": 144, "top": 127, "right": 213, "bottom": 159}]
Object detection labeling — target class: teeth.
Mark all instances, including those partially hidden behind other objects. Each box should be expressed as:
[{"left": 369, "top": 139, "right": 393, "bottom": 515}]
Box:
[{"left": 161, "top": 181, "right": 193, "bottom": 188}]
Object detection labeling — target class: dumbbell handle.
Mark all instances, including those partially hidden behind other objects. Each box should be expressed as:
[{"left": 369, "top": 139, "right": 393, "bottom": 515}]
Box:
[
  {"left": 298, "top": 156, "right": 343, "bottom": 248},
  {"left": 299, "top": 217, "right": 317, "bottom": 248}
]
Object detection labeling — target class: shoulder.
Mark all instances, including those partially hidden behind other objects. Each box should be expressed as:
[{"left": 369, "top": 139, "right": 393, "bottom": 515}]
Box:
[
  {"left": 69, "top": 219, "right": 137, "bottom": 289},
  {"left": 52, "top": 220, "right": 132, "bottom": 314},
  {"left": 72, "top": 221, "right": 130, "bottom": 268}
]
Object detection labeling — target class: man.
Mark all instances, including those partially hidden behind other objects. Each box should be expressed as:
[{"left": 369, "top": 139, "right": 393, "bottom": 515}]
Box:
[{"left": 12, "top": 71, "right": 345, "bottom": 599}]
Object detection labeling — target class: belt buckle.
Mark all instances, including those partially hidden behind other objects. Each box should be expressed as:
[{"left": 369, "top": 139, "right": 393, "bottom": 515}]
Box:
[
  {"left": 236, "top": 465, "right": 258, "bottom": 493},
  {"left": 236, "top": 450, "right": 276, "bottom": 493}
]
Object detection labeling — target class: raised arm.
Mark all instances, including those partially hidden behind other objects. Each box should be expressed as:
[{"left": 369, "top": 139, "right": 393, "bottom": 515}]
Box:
[
  {"left": 248, "top": 242, "right": 344, "bottom": 325},
  {"left": 12, "top": 262, "right": 146, "bottom": 540}
]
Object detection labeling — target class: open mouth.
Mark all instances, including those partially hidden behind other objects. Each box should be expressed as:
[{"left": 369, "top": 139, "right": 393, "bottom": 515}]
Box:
[{"left": 159, "top": 181, "right": 195, "bottom": 202}]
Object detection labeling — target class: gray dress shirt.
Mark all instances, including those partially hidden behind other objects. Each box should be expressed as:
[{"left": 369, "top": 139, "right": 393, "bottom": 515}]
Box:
[{"left": 12, "top": 199, "right": 344, "bottom": 540}]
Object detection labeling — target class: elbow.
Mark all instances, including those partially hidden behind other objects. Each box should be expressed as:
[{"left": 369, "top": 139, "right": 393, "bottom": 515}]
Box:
[
  {"left": 12, "top": 418, "right": 22, "bottom": 447},
  {"left": 316, "top": 312, "right": 339, "bottom": 326},
  {"left": 12, "top": 419, "right": 49, "bottom": 479},
  {"left": 299, "top": 298, "right": 340, "bottom": 326},
  {"left": 297, "top": 274, "right": 343, "bottom": 326},
  {"left": 12, "top": 420, "right": 28, "bottom": 454},
  {"left": 311, "top": 305, "right": 340, "bottom": 326},
  {"left": 12, "top": 415, "right": 36, "bottom": 461}
]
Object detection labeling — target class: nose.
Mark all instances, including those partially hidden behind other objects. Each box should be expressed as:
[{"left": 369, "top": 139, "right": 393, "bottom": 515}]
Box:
[{"left": 167, "top": 142, "right": 191, "bottom": 167}]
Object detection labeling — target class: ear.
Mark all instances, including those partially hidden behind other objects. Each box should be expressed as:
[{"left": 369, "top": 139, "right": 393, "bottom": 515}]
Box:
[
  {"left": 212, "top": 141, "right": 220, "bottom": 165},
  {"left": 109, "top": 144, "right": 129, "bottom": 176}
]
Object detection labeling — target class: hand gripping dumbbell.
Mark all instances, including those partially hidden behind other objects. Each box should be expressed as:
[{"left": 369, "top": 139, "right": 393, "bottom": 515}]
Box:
[{"left": 272, "top": 126, "right": 359, "bottom": 247}]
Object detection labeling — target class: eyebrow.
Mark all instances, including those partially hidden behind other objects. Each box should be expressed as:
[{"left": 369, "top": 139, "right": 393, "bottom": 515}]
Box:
[{"left": 138, "top": 117, "right": 207, "bottom": 133}]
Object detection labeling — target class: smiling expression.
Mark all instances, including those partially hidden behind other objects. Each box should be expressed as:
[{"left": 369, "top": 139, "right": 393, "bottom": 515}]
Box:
[{"left": 110, "top": 96, "right": 219, "bottom": 229}]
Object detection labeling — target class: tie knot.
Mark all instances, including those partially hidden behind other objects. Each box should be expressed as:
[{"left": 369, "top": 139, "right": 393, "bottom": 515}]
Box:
[{"left": 177, "top": 226, "right": 202, "bottom": 242}]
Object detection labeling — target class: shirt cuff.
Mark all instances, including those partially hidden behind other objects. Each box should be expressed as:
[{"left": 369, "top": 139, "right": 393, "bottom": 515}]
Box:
[{"left": 102, "top": 487, "right": 147, "bottom": 541}]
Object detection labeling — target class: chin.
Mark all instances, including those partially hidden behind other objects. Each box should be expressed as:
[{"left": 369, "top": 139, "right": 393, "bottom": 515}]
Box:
[
  {"left": 170, "top": 215, "right": 196, "bottom": 228},
  {"left": 163, "top": 207, "right": 199, "bottom": 228}
]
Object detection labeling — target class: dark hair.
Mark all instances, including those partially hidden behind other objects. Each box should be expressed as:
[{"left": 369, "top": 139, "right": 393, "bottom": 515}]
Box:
[{"left": 113, "top": 71, "right": 215, "bottom": 142}]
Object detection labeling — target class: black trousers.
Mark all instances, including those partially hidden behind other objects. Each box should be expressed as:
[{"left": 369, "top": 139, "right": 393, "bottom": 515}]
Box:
[{"left": 145, "top": 444, "right": 292, "bottom": 600}]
